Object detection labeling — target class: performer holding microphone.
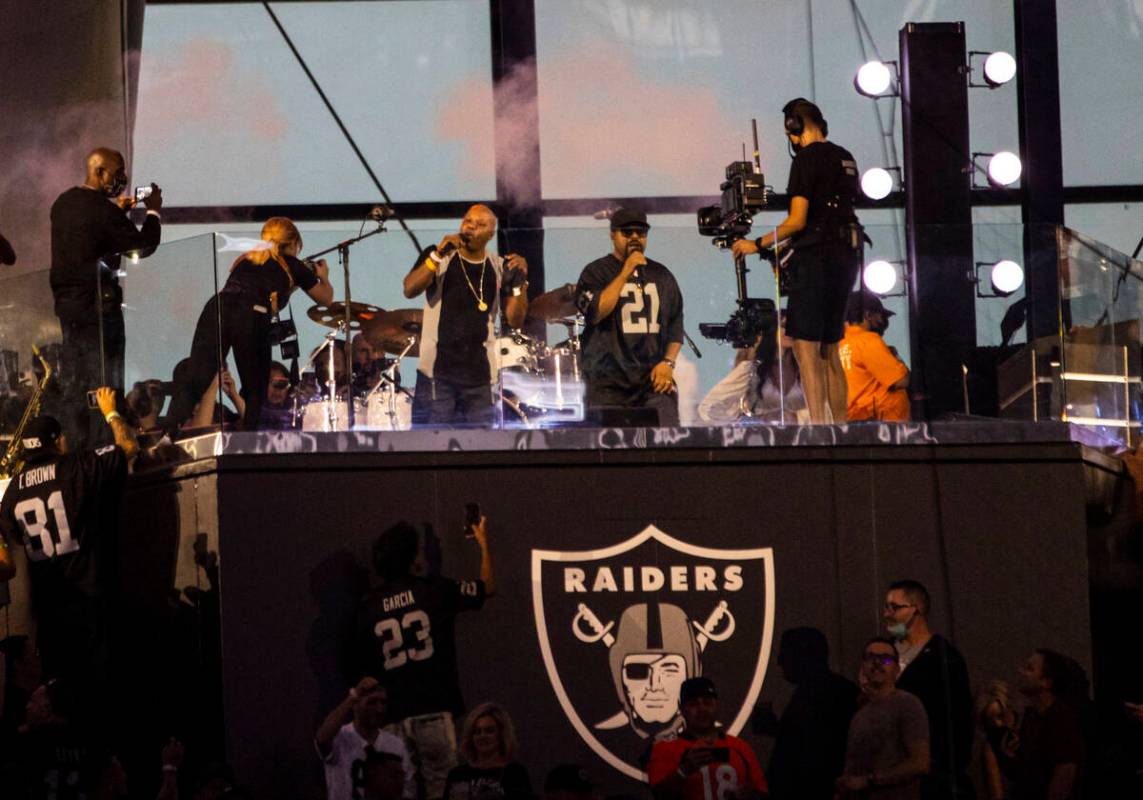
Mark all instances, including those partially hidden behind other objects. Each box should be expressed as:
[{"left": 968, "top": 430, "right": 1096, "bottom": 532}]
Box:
[
  {"left": 169, "top": 217, "right": 333, "bottom": 432},
  {"left": 403, "top": 204, "right": 528, "bottom": 426},
  {"left": 732, "top": 99, "right": 862, "bottom": 424},
  {"left": 575, "top": 207, "right": 685, "bottom": 426}
]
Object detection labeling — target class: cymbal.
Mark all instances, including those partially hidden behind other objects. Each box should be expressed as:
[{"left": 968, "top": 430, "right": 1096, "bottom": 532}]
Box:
[
  {"left": 362, "top": 308, "right": 423, "bottom": 357},
  {"left": 307, "top": 301, "right": 385, "bottom": 331},
  {"left": 527, "top": 283, "right": 578, "bottom": 321}
]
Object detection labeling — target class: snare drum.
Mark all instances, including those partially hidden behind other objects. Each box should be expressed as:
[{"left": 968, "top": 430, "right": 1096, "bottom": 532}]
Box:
[{"left": 364, "top": 388, "right": 413, "bottom": 431}]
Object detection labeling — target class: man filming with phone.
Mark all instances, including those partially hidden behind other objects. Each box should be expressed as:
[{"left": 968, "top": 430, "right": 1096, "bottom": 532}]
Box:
[
  {"left": 50, "top": 147, "right": 163, "bottom": 449},
  {"left": 352, "top": 511, "right": 495, "bottom": 800},
  {"left": 648, "top": 677, "right": 768, "bottom": 800}
]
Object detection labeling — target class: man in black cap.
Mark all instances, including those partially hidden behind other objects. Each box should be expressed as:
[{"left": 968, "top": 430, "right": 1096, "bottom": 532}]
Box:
[
  {"left": 839, "top": 290, "right": 909, "bottom": 421},
  {"left": 575, "top": 208, "right": 685, "bottom": 426},
  {"left": 0, "top": 387, "right": 137, "bottom": 684},
  {"left": 647, "top": 677, "right": 768, "bottom": 800}
]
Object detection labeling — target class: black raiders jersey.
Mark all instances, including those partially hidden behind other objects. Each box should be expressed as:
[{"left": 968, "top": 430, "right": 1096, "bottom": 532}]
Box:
[
  {"left": 0, "top": 445, "right": 127, "bottom": 602},
  {"left": 354, "top": 574, "right": 486, "bottom": 721},
  {"left": 576, "top": 254, "right": 685, "bottom": 394}
]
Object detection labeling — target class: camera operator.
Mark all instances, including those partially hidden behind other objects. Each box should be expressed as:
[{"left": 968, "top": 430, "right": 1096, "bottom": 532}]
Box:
[
  {"left": 168, "top": 217, "right": 333, "bottom": 433},
  {"left": 50, "top": 147, "right": 162, "bottom": 449},
  {"left": 576, "top": 208, "right": 685, "bottom": 426},
  {"left": 731, "top": 99, "right": 862, "bottom": 424}
]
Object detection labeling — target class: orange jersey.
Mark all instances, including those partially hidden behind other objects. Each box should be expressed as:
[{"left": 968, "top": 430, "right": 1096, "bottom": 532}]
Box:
[
  {"left": 839, "top": 324, "right": 910, "bottom": 421},
  {"left": 647, "top": 734, "right": 768, "bottom": 800}
]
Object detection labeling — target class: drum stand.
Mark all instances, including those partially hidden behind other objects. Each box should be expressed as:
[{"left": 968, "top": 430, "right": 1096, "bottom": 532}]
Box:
[
  {"left": 363, "top": 335, "right": 417, "bottom": 430},
  {"left": 294, "top": 324, "right": 346, "bottom": 431}
]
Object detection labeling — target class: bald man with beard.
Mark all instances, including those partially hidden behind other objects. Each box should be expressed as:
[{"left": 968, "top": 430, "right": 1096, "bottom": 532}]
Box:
[
  {"left": 50, "top": 147, "right": 163, "bottom": 447},
  {"left": 403, "top": 205, "right": 528, "bottom": 425}
]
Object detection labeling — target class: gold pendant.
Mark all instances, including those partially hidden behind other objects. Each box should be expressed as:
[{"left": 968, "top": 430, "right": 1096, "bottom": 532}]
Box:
[{"left": 478, "top": 301, "right": 488, "bottom": 312}]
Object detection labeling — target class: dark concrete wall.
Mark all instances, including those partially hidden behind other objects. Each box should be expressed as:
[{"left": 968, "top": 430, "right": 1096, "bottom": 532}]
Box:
[{"left": 120, "top": 443, "right": 1092, "bottom": 799}]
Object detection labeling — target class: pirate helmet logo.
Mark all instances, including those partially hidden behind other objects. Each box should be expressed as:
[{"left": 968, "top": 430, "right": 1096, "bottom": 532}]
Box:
[{"left": 533, "top": 525, "right": 774, "bottom": 780}]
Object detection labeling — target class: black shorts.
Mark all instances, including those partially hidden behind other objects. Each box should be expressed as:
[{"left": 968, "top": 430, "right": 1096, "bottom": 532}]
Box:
[{"left": 784, "top": 245, "right": 860, "bottom": 344}]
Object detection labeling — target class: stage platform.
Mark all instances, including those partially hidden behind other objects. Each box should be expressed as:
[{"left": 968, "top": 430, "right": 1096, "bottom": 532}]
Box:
[{"left": 100, "top": 419, "right": 1114, "bottom": 799}]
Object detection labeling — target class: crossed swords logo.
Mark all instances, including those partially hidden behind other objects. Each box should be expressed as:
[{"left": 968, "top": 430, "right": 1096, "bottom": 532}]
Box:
[{"left": 571, "top": 599, "right": 737, "bottom": 730}]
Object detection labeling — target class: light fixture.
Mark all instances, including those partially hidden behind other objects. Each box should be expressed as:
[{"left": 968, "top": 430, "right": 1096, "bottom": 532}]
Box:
[
  {"left": 863, "top": 259, "right": 904, "bottom": 296},
  {"left": 854, "top": 60, "right": 898, "bottom": 97},
  {"left": 860, "top": 167, "right": 901, "bottom": 200},
  {"left": 971, "top": 151, "right": 1022, "bottom": 188},
  {"left": 968, "top": 50, "right": 1017, "bottom": 88},
  {"left": 973, "top": 260, "right": 1024, "bottom": 297}
]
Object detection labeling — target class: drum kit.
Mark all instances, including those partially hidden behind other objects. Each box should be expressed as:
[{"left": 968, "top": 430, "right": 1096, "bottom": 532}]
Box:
[{"left": 292, "top": 283, "right": 587, "bottom": 430}]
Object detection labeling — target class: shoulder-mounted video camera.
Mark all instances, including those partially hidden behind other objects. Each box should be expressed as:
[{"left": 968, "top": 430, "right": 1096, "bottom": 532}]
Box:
[{"left": 696, "top": 161, "right": 769, "bottom": 245}]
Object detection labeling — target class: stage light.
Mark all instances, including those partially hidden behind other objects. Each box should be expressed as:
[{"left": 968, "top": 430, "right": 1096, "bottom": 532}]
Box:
[
  {"left": 990, "top": 260, "right": 1024, "bottom": 294},
  {"left": 983, "top": 51, "right": 1017, "bottom": 86},
  {"left": 855, "top": 61, "right": 894, "bottom": 97},
  {"left": 860, "top": 167, "right": 896, "bottom": 200},
  {"left": 987, "top": 151, "right": 1022, "bottom": 186},
  {"left": 863, "top": 259, "right": 898, "bottom": 296}
]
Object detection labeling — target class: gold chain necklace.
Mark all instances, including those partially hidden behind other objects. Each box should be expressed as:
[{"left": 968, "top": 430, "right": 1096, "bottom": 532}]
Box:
[{"left": 457, "top": 255, "right": 488, "bottom": 311}]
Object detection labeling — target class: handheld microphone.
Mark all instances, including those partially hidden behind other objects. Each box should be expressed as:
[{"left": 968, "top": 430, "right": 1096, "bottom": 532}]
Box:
[{"left": 439, "top": 241, "right": 457, "bottom": 257}]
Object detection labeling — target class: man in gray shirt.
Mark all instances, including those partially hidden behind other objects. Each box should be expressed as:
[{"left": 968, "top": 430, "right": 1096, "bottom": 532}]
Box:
[{"left": 837, "top": 637, "right": 930, "bottom": 799}]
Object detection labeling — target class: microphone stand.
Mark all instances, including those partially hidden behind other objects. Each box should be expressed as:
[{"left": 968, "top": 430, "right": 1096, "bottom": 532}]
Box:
[{"left": 303, "top": 218, "right": 389, "bottom": 430}]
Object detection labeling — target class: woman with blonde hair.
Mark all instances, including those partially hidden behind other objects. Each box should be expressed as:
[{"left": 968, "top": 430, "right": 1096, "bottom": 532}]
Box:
[
  {"left": 169, "top": 217, "right": 332, "bottom": 431},
  {"left": 443, "top": 702, "right": 533, "bottom": 800}
]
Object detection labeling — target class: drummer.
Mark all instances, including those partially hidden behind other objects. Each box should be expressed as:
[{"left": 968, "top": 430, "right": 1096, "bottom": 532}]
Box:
[{"left": 402, "top": 204, "right": 528, "bottom": 425}]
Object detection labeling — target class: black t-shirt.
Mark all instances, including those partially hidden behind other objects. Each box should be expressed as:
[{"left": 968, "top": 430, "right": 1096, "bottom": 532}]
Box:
[
  {"left": 221, "top": 253, "right": 318, "bottom": 309},
  {"left": 435, "top": 255, "right": 497, "bottom": 385},
  {"left": 354, "top": 574, "right": 486, "bottom": 721},
  {"left": 576, "top": 254, "right": 684, "bottom": 395},
  {"left": 49, "top": 186, "right": 162, "bottom": 321},
  {"left": 444, "top": 763, "right": 533, "bottom": 800},
  {"left": 0, "top": 445, "right": 128, "bottom": 606},
  {"left": 12, "top": 722, "right": 95, "bottom": 800},
  {"left": 786, "top": 141, "right": 859, "bottom": 249}
]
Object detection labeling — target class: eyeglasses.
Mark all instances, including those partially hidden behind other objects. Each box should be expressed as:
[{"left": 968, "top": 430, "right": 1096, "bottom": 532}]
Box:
[
  {"left": 863, "top": 652, "right": 897, "bottom": 666},
  {"left": 270, "top": 380, "right": 290, "bottom": 389},
  {"left": 617, "top": 229, "right": 647, "bottom": 238},
  {"left": 883, "top": 601, "right": 914, "bottom": 613}
]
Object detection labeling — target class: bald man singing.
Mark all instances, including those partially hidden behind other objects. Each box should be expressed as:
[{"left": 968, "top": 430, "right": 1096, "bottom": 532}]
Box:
[
  {"left": 403, "top": 205, "right": 528, "bottom": 426},
  {"left": 50, "top": 147, "right": 163, "bottom": 447}
]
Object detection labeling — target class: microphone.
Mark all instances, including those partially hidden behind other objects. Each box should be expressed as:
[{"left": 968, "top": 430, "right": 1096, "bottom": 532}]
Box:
[
  {"left": 370, "top": 205, "right": 394, "bottom": 222},
  {"left": 439, "top": 241, "right": 457, "bottom": 257}
]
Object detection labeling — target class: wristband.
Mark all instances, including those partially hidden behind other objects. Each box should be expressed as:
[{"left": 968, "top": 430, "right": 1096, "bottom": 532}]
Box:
[
  {"left": 662, "top": 358, "right": 676, "bottom": 369},
  {"left": 424, "top": 256, "right": 439, "bottom": 273},
  {"left": 105, "top": 411, "right": 122, "bottom": 424},
  {"left": 754, "top": 236, "right": 765, "bottom": 251}
]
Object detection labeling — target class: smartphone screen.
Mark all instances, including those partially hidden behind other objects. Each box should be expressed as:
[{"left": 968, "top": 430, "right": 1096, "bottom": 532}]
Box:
[
  {"left": 463, "top": 503, "right": 481, "bottom": 538},
  {"left": 134, "top": 185, "right": 152, "bottom": 202},
  {"left": 86, "top": 389, "right": 99, "bottom": 409}
]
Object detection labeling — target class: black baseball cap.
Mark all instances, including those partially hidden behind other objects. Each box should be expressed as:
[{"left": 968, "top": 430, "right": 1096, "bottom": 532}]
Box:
[
  {"left": 679, "top": 676, "right": 718, "bottom": 704},
  {"left": 21, "top": 416, "right": 62, "bottom": 455},
  {"left": 845, "top": 290, "right": 895, "bottom": 323},
  {"left": 609, "top": 207, "right": 650, "bottom": 232}
]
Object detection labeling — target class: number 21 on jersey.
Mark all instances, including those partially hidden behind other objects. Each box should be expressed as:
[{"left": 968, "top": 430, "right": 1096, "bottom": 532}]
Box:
[
  {"left": 620, "top": 283, "right": 661, "bottom": 335},
  {"left": 13, "top": 491, "right": 78, "bottom": 560}
]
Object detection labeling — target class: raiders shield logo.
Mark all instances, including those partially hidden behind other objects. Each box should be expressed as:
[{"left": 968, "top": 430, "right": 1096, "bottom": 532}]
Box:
[{"left": 531, "top": 525, "right": 775, "bottom": 780}]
